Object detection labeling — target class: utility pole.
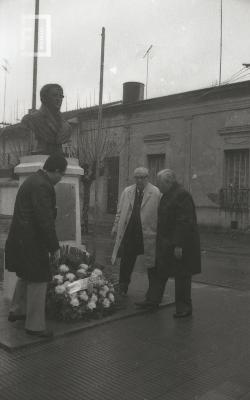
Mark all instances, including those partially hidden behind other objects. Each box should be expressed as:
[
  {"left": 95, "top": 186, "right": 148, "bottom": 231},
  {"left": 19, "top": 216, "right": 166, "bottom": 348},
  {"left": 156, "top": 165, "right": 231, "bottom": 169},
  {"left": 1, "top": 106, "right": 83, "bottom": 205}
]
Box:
[
  {"left": 93, "top": 26, "right": 105, "bottom": 258},
  {"left": 32, "top": 0, "right": 40, "bottom": 111},
  {"left": 97, "top": 27, "right": 105, "bottom": 141},
  {"left": 1, "top": 58, "right": 10, "bottom": 123},
  {"left": 143, "top": 44, "right": 153, "bottom": 99},
  {"left": 219, "top": 0, "right": 223, "bottom": 85}
]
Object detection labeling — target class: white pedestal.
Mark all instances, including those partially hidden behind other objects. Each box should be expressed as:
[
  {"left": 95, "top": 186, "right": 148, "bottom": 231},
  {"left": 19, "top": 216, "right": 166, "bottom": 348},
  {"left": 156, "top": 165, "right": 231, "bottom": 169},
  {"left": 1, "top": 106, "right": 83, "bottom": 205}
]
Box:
[{"left": 3, "top": 154, "right": 84, "bottom": 301}]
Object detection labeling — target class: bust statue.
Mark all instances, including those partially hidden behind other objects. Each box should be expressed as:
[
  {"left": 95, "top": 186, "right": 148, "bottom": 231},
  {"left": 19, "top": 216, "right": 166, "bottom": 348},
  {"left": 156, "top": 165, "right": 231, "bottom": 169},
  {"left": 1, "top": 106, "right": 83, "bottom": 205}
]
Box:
[{"left": 21, "top": 84, "right": 72, "bottom": 155}]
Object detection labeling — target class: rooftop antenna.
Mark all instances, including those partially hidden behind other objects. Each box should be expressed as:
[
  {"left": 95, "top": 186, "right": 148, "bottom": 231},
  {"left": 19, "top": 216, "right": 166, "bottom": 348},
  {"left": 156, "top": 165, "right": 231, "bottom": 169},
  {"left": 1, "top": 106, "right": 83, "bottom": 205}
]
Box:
[{"left": 143, "top": 44, "right": 153, "bottom": 99}]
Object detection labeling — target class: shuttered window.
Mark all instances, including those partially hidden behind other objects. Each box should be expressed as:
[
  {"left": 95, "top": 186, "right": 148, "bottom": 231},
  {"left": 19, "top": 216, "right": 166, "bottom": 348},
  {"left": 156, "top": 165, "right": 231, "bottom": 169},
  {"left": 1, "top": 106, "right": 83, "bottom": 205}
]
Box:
[
  {"left": 224, "top": 149, "right": 249, "bottom": 188},
  {"left": 147, "top": 154, "right": 165, "bottom": 185}
]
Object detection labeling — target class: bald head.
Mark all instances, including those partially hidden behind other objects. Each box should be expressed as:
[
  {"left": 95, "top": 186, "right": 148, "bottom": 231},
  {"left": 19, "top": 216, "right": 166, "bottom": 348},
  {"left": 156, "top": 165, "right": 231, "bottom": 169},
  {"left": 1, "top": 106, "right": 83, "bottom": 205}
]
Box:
[
  {"left": 134, "top": 167, "right": 149, "bottom": 190},
  {"left": 157, "top": 169, "right": 177, "bottom": 193}
]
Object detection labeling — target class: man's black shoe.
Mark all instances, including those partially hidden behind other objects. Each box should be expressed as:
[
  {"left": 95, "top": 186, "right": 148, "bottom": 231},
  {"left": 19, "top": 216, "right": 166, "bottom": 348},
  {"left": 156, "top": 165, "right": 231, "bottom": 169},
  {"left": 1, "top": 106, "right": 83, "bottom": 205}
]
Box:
[
  {"left": 118, "top": 289, "right": 128, "bottom": 297},
  {"left": 135, "top": 300, "right": 159, "bottom": 311},
  {"left": 118, "top": 284, "right": 128, "bottom": 297},
  {"left": 173, "top": 311, "right": 192, "bottom": 318},
  {"left": 8, "top": 313, "right": 26, "bottom": 322},
  {"left": 25, "top": 329, "right": 54, "bottom": 338}
]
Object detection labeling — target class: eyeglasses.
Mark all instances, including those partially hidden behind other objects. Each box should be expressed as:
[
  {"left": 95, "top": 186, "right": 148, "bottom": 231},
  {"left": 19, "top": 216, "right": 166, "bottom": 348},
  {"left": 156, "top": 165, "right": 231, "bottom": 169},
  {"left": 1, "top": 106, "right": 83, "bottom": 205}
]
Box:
[{"left": 134, "top": 175, "right": 148, "bottom": 180}]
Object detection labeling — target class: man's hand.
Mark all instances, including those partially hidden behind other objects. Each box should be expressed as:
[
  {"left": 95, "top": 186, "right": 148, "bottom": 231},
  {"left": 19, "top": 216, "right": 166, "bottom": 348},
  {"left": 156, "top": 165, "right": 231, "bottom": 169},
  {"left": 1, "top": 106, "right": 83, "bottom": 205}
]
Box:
[
  {"left": 51, "top": 248, "right": 61, "bottom": 265},
  {"left": 174, "top": 246, "right": 182, "bottom": 260}
]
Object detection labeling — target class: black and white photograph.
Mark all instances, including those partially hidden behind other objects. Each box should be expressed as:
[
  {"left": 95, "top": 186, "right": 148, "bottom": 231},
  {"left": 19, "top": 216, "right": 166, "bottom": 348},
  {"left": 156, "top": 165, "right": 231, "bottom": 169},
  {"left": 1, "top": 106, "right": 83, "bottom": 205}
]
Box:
[{"left": 0, "top": 0, "right": 250, "bottom": 399}]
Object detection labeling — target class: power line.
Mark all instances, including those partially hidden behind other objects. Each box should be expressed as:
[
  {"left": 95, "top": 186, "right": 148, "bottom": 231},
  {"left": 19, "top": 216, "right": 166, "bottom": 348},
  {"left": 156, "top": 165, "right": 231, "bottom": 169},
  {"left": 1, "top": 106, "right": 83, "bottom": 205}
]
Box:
[{"left": 221, "top": 67, "right": 246, "bottom": 85}]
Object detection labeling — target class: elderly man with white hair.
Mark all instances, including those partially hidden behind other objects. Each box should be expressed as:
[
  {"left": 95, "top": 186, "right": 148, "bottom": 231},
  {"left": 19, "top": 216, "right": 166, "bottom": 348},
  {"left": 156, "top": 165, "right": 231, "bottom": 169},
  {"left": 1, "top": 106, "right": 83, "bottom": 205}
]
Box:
[
  {"left": 111, "top": 167, "right": 161, "bottom": 295},
  {"left": 136, "top": 169, "right": 201, "bottom": 317}
]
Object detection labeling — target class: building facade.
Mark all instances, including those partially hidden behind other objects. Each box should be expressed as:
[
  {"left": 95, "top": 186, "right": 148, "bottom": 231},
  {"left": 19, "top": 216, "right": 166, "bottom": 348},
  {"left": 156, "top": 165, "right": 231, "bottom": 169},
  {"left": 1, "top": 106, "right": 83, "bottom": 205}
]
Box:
[{"left": 1, "top": 80, "right": 250, "bottom": 231}]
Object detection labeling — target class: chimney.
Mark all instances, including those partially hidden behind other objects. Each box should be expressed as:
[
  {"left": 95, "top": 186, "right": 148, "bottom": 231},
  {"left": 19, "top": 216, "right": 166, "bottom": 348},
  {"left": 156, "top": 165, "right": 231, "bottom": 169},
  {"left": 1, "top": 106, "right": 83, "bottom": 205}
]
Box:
[{"left": 123, "top": 82, "right": 144, "bottom": 104}]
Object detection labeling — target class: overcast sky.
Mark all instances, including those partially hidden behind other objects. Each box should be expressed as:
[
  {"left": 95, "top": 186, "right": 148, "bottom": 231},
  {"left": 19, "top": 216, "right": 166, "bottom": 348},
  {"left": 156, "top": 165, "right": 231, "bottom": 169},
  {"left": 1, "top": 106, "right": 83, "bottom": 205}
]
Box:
[{"left": 1, "top": 0, "right": 250, "bottom": 123}]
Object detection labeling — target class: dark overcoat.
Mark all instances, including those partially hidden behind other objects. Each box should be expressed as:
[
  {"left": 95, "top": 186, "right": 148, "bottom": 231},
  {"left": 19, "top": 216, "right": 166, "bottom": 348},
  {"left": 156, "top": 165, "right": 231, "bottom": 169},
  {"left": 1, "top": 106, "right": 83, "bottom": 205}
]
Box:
[
  {"left": 5, "top": 170, "right": 59, "bottom": 282},
  {"left": 155, "top": 183, "right": 201, "bottom": 278}
]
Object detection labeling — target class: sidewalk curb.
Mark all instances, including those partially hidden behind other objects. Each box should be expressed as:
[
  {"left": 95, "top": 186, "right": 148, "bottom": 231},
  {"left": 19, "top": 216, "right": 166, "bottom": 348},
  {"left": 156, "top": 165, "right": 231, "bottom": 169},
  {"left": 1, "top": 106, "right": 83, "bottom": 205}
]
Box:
[
  {"left": 0, "top": 299, "right": 175, "bottom": 353},
  {"left": 201, "top": 247, "right": 250, "bottom": 257}
]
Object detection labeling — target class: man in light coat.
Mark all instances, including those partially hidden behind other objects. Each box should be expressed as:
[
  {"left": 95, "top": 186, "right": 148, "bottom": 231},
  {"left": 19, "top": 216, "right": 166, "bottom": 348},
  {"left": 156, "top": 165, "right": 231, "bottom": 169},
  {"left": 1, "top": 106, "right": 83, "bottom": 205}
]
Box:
[{"left": 111, "top": 167, "right": 161, "bottom": 295}]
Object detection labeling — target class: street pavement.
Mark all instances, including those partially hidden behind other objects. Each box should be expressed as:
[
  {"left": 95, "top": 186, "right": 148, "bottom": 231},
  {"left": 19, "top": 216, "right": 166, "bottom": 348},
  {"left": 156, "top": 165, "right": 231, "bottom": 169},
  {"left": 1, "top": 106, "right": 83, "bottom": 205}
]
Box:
[
  {"left": 0, "top": 228, "right": 250, "bottom": 399},
  {"left": 84, "top": 229, "right": 250, "bottom": 292}
]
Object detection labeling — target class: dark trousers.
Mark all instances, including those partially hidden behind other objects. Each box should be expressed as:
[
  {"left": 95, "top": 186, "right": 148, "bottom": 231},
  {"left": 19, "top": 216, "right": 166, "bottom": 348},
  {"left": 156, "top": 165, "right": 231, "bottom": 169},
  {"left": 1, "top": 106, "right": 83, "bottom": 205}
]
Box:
[
  {"left": 146, "top": 268, "right": 192, "bottom": 313},
  {"left": 119, "top": 251, "right": 138, "bottom": 291}
]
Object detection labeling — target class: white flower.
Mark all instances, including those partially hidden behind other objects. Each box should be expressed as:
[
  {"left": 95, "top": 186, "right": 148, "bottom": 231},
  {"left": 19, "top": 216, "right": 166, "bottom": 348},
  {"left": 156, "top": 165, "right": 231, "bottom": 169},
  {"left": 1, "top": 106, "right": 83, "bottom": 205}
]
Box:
[
  {"left": 108, "top": 293, "right": 115, "bottom": 303},
  {"left": 79, "top": 291, "right": 89, "bottom": 301},
  {"left": 63, "top": 281, "right": 70, "bottom": 288},
  {"left": 103, "top": 298, "right": 111, "bottom": 308},
  {"left": 89, "top": 276, "right": 98, "bottom": 285},
  {"left": 70, "top": 297, "right": 80, "bottom": 307},
  {"left": 91, "top": 268, "right": 102, "bottom": 278},
  {"left": 91, "top": 294, "right": 98, "bottom": 303},
  {"left": 76, "top": 268, "right": 87, "bottom": 278},
  {"left": 59, "top": 264, "right": 69, "bottom": 274},
  {"left": 99, "top": 289, "right": 106, "bottom": 298},
  {"left": 55, "top": 285, "right": 66, "bottom": 295},
  {"left": 87, "top": 301, "right": 96, "bottom": 310},
  {"left": 66, "top": 273, "right": 76, "bottom": 282},
  {"left": 79, "top": 263, "right": 89, "bottom": 271},
  {"left": 101, "top": 288, "right": 109, "bottom": 297},
  {"left": 99, "top": 285, "right": 109, "bottom": 296},
  {"left": 95, "top": 278, "right": 105, "bottom": 287},
  {"left": 53, "top": 274, "right": 64, "bottom": 284}
]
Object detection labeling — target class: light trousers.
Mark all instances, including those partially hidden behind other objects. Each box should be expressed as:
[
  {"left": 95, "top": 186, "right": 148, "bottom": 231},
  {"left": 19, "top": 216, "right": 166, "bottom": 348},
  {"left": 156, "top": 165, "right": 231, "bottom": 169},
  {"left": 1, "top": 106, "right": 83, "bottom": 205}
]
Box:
[{"left": 10, "top": 278, "right": 47, "bottom": 331}]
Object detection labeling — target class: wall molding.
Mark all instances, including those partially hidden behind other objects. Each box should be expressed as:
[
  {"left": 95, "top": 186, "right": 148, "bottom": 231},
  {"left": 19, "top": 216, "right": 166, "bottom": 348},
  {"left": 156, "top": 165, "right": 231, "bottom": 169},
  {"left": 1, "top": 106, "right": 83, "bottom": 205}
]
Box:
[
  {"left": 218, "top": 125, "right": 250, "bottom": 137},
  {"left": 143, "top": 133, "right": 170, "bottom": 143}
]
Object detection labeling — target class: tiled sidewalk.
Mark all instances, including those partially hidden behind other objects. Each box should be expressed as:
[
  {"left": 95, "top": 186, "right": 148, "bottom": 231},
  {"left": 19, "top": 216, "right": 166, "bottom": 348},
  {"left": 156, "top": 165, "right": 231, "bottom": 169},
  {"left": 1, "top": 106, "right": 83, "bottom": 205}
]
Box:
[
  {"left": 0, "top": 283, "right": 250, "bottom": 400},
  {"left": 0, "top": 271, "right": 175, "bottom": 352}
]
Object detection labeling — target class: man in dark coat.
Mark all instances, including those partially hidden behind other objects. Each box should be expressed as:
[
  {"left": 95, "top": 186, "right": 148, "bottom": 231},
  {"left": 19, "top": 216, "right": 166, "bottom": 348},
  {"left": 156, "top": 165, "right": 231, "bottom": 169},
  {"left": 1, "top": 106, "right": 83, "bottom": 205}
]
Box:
[
  {"left": 5, "top": 154, "right": 68, "bottom": 337},
  {"left": 136, "top": 169, "right": 201, "bottom": 318}
]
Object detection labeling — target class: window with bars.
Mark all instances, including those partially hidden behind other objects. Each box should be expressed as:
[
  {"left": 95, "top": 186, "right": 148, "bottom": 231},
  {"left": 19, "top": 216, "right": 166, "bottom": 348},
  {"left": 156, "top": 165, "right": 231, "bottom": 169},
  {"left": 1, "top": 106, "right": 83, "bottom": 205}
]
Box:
[
  {"left": 147, "top": 154, "right": 165, "bottom": 185},
  {"left": 220, "top": 149, "right": 250, "bottom": 211},
  {"left": 224, "top": 149, "right": 249, "bottom": 189}
]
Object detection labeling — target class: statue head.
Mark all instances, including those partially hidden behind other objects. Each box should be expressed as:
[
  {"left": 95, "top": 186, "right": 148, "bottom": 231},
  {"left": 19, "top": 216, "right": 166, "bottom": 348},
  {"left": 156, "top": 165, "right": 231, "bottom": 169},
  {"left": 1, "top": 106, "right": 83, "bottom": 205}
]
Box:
[{"left": 40, "top": 84, "right": 64, "bottom": 113}]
